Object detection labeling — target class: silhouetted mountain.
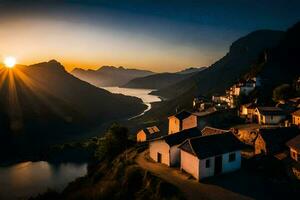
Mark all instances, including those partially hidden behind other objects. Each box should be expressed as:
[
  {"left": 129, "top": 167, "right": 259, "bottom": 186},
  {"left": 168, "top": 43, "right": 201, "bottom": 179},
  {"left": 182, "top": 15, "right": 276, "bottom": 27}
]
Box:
[
  {"left": 71, "top": 65, "right": 154, "bottom": 87},
  {"left": 142, "top": 29, "right": 284, "bottom": 120},
  {"left": 0, "top": 60, "right": 146, "bottom": 162},
  {"left": 123, "top": 73, "right": 192, "bottom": 90},
  {"left": 176, "top": 67, "right": 207, "bottom": 74},
  {"left": 123, "top": 67, "right": 207, "bottom": 89},
  {"left": 243, "top": 21, "right": 300, "bottom": 104},
  {"left": 152, "top": 30, "right": 284, "bottom": 99}
]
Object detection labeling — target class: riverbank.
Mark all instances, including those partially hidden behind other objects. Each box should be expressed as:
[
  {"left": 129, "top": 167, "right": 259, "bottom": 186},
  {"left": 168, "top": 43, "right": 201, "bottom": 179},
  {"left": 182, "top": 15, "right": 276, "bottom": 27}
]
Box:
[{"left": 102, "top": 87, "right": 161, "bottom": 118}]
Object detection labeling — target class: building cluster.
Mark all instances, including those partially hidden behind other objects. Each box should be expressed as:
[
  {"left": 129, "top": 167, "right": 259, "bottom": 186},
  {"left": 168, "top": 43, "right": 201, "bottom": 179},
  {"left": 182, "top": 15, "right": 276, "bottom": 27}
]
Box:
[
  {"left": 137, "top": 110, "right": 245, "bottom": 180},
  {"left": 211, "top": 77, "right": 260, "bottom": 108},
  {"left": 136, "top": 75, "right": 300, "bottom": 181},
  {"left": 137, "top": 108, "right": 300, "bottom": 180},
  {"left": 240, "top": 97, "right": 300, "bottom": 125}
]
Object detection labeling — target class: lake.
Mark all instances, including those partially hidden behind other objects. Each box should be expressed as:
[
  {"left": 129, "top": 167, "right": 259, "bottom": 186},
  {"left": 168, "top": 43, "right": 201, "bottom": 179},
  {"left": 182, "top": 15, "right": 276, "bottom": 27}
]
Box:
[
  {"left": 0, "top": 161, "right": 87, "bottom": 200},
  {"left": 102, "top": 87, "right": 161, "bottom": 119},
  {"left": 0, "top": 88, "right": 159, "bottom": 200}
]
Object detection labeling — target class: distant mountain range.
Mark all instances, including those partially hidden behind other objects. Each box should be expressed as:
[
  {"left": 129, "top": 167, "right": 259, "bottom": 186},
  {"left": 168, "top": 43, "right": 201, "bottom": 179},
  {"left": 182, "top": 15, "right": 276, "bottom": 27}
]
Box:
[
  {"left": 0, "top": 60, "right": 146, "bottom": 162},
  {"left": 71, "top": 66, "right": 154, "bottom": 87},
  {"left": 123, "top": 67, "right": 207, "bottom": 90},
  {"left": 151, "top": 30, "right": 284, "bottom": 100}
]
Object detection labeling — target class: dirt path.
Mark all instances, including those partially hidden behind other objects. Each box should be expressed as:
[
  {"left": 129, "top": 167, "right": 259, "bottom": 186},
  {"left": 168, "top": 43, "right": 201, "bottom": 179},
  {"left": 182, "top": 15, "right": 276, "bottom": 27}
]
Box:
[{"left": 136, "top": 150, "right": 252, "bottom": 200}]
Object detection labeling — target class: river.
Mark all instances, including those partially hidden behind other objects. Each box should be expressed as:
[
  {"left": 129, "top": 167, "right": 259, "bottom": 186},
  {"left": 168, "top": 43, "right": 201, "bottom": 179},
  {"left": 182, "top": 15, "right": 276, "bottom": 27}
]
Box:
[
  {"left": 0, "top": 162, "right": 87, "bottom": 200},
  {"left": 101, "top": 87, "right": 161, "bottom": 119}
]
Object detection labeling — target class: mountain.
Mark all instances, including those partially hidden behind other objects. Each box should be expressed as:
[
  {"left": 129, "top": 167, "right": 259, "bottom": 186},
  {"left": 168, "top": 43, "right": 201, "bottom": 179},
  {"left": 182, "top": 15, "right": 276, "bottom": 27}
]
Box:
[
  {"left": 71, "top": 66, "right": 154, "bottom": 87},
  {"left": 176, "top": 67, "right": 207, "bottom": 74},
  {"left": 151, "top": 30, "right": 284, "bottom": 100},
  {"left": 0, "top": 60, "right": 146, "bottom": 162},
  {"left": 140, "top": 29, "right": 285, "bottom": 120},
  {"left": 123, "top": 67, "right": 207, "bottom": 90},
  {"left": 122, "top": 73, "right": 192, "bottom": 90},
  {"left": 243, "top": 21, "right": 300, "bottom": 104}
]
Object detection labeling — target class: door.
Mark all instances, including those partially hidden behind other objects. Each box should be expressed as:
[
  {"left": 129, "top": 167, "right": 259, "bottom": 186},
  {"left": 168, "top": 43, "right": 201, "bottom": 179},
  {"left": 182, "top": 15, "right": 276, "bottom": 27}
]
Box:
[
  {"left": 214, "top": 155, "right": 223, "bottom": 175},
  {"left": 157, "top": 152, "right": 162, "bottom": 163}
]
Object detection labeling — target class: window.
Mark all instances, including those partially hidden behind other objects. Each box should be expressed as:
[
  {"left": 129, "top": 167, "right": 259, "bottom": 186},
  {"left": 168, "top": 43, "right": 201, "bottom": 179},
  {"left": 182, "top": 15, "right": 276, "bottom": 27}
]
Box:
[
  {"left": 229, "top": 153, "right": 236, "bottom": 162},
  {"left": 205, "top": 159, "right": 210, "bottom": 168}
]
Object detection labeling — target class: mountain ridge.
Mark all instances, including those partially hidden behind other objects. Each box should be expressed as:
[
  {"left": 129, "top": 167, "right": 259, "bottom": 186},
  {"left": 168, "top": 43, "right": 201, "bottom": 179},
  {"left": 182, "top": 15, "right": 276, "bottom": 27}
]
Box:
[{"left": 71, "top": 65, "right": 155, "bottom": 87}]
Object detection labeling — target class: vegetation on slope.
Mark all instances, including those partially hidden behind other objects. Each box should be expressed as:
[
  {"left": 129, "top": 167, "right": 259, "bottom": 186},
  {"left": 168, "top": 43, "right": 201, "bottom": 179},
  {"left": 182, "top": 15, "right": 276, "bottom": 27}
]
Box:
[{"left": 31, "top": 125, "right": 184, "bottom": 200}]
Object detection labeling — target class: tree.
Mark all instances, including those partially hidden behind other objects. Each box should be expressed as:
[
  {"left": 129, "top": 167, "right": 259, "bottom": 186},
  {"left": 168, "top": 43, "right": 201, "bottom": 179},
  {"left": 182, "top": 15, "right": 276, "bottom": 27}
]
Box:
[
  {"left": 272, "top": 84, "right": 294, "bottom": 102},
  {"left": 95, "top": 124, "right": 129, "bottom": 161}
]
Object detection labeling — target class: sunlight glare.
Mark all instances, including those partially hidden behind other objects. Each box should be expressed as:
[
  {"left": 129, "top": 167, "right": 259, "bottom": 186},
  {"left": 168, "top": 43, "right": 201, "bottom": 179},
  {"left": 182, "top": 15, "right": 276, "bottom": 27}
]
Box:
[{"left": 4, "top": 56, "right": 17, "bottom": 68}]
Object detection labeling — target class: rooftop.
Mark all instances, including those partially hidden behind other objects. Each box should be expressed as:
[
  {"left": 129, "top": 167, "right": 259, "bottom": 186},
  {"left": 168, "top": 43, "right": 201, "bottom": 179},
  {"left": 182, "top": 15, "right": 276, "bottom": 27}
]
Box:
[
  {"left": 201, "top": 126, "right": 229, "bottom": 136},
  {"left": 257, "top": 107, "right": 285, "bottom": 116},
  {"left": 258, "top": 127, "right": 300, "bottom": 153},
  {"left": 170, "top": 110, "right": 193, "bottom": 120},
  {"left": 179, "top": 132, "right": 244, "bottom": 159},
  {"left": 287, "top": 135, "right": 300, "bottom": 152},
  {"left": 151, "top": 127, "right": 202, "bottom": 146},
  {"left": 292, "top": 109, "right": 300, "bottom": 117}
]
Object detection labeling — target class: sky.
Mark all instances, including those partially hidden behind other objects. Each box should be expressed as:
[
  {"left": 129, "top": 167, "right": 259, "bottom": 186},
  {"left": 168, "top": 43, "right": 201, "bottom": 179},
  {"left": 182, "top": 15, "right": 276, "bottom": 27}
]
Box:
[{"left": 0, "top": 0, "right": 299, "bottom": 72}]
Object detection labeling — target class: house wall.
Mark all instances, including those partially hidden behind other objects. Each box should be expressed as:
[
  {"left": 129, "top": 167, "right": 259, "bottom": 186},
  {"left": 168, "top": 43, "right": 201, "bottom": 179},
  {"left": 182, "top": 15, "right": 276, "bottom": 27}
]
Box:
[
  {"left": 149, "top": 140, "right": 170, "bottom": 166},
  {"left": 255, "top": 135, "right": 267, "bottom": 154},
  {"left": 180, "top": 150, "right": 200, "bottom": 180},
  {"left": 259, "top": 114, "right": 285, "bottom": 125},
  {"left": 170, "top": 145, "right": 181, "bottom": 167},
  {"left": 290, "top": 148, "right": 299, "bottom": 161},
  {"left": 199, "top": 157, "right": 215, "bottom": 179},
  {"left": 168, "top": 117, "right": 180, "bottom": 134},
  {"left": 182, "top": 115, "right": 197, "bottom": 130},
  {"left": 136, "top": 130, "right": 146, "bottom": 142},
  {"left": 292, "top": 115, "right": 300, "bottom": 126},
  {"left": 199, "top": 151, "right": 241, "bottom": 179},
  {"left": 240, "top": 106, "right": 248, "bottom": 116},
  {"left": 222, "top": 151, "right": 241, "bottom": 173}
]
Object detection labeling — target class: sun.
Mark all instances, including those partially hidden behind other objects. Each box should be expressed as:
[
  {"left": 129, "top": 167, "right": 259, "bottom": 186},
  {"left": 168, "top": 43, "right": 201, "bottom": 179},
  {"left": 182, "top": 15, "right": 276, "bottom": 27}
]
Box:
[{"left": 4, "top": 56, "right": 17, "bottom": 68}]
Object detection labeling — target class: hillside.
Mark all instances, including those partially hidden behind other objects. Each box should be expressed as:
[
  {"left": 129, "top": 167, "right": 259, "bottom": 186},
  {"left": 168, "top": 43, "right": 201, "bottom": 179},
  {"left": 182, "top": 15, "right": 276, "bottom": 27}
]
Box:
[
  {"left": 32, "top": 150, "right": 184, "bottom": 200},
  {"left": 123, "top": 67, "right": 207, "bottom": 90},
  {"left": 0, "top": 60, "right": 146, "bottom": 163},
  {"left": 151, "top": 30, "right": 284, "bottom": 100},
  {"left": 123, "top": 73, "right": 191, "bottom": 90},
  {"left": 137, "top": 30, "right": 285, "bottom": 121},
  {"left": 243, "top": 21, "right": 300, "bottom": 104},
  {"left": 71, "top": 66, "right": 154, "bottom": 87}
]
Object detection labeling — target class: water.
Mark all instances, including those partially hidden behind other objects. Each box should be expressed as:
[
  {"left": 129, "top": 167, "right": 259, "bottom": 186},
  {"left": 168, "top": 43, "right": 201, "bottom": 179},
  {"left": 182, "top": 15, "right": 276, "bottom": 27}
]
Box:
[
  {"left": 102, "top": 87, "right": 161, "bottom": 119},
  {"left": 0, "top": 161, "right": 87, "bottom": 200}
]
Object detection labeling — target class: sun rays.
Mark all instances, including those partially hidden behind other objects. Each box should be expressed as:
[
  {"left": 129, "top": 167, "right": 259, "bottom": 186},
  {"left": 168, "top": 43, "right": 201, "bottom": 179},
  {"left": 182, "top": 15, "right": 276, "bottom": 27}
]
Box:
[{"left": 0, "top": 65, "right": 72, "bottom": 132}]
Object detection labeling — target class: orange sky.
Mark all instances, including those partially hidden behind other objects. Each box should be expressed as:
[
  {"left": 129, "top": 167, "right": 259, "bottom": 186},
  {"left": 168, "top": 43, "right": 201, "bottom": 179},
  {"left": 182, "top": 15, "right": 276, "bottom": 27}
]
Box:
[{"left": 0, "top": 17, "right": 223, "bottom": 72}]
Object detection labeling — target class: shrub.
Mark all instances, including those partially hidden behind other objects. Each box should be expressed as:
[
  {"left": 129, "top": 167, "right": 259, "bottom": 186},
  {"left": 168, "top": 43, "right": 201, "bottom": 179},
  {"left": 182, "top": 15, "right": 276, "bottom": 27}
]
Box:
[{"left": 273, "top": 84, "right": 294, "bottom": 102}]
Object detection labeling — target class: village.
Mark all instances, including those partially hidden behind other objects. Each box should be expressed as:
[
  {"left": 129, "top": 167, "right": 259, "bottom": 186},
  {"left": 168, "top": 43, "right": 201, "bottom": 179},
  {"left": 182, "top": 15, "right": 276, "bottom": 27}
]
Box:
[{"left": 136, "top": 76, "right": 300, "bottom": 181}]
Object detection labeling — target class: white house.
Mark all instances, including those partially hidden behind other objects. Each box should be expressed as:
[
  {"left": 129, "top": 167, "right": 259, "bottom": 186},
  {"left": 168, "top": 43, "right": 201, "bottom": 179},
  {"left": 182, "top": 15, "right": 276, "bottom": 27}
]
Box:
[
  {"left": 149, "top": 127, "right": 201, "bottom": 167},
  {"left": 179, "top": 133, "right": 243, "bottom": 180},
  {"left": 254, "top": 107, "right": 286, "bottom": 125},
  {"left": 168, "top": 110, "right": 197, "bottom": 134}
]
